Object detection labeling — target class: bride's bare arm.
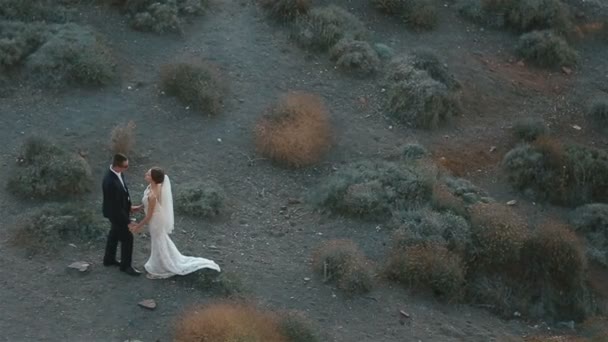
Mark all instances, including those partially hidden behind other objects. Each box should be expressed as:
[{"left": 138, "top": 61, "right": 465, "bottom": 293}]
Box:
[{"left": 133, "top": 194, "right": 157, "bottom": 232}]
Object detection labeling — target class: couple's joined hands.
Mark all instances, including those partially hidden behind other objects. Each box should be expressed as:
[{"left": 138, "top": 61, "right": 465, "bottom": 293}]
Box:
[{"left": 129, "top": 222, "right": 143, "bottom": 234}]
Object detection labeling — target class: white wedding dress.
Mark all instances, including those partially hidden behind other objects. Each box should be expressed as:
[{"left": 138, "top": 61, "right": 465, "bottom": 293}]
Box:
[{"left": 142, "top": 176, "right": 220, "bottom": 279}]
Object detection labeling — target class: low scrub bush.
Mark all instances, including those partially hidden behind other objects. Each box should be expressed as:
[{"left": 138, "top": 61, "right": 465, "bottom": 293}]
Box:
[
  {"left": 502, "top": 138, "right": 608, "bottom": 205},
  {"left": 312, "top": 160, "right": 434, "bottom": 220},
  {"left": 278, "top": 311, "right": 321, "bottom": 342},
  {"left": 312, "top": 239, "right": 374, "bottom": 295},
  {"left": 110, "top": 121, "right": 136, "bottom": 155},
  {"left": 442, "top": 176, "right": 492, "bottom": 205},
  {"left": 131, "top": 2, "right": 181, "bottom": 33},
  {"left": 468, "top": 202, "right": 528, "bottom": 270},
  {"left": 371, "top": 0, "right": 438, "bottom": 30},
  {"left": 570, "top": 203, "right": 608, "bottom": 267},
  {"left": 175, "top": 180, "right": 225, "bottom": 218},
  {"left": 259, "top": 0, "right": 311, "bottom": 22},
  {"left": 386, "top": 52, "right": 461, "bottom": 129},
  {"left": 466, "top": 275, "right": 531, "bottom": 318},
  {"left": 521, "top": 221, "right": 586, "bottom": 291},
  {"left": 457, "top": 0, "right": 573, "bottom": 34},
  {"left": 467, "top": 274, "right": 600, "bottom": 321},
  {"left": 512, "top": 117, "right": 548, "bottom": 142},
  {"left": 329, "top": 38, "right": 380, "bottom": 75},
  {"left": 386, "top": 243, "right": 465, "bottom": 300},
  {"left": 580, "top": 316, "right": 608, "bottom": 341},
  {"left": 26, "top": 23, "right": 115, "bottom": 86},
  {"left": 0, "top": 0, "right": 70, "bottom": 23},
  {"left": 506, "top": 0, "right": 573, "bottom": 35},
  {"left": 174, "top": 302, "right": 286, "bottom": 342},
  {"left": 402, "top": 143, "right": 428, "bottom": 160},
  {"left": 294, "top": 5, "right": 367, "bottom": 51},
  {"left": 457, "top": 0, "right": 500, "bottom": 28},
  {"left": 254, "top": 92, "right": 331, "bottom": 168},
  {"left": 404, "top": 0, "right": 438, "bottom": 30},
  {"left": 0, "top": 21, "right": 47, "bottom": 69},
  {"left": 160, "top": 61, "right": 228, "bottom": 115},
  {"left": 588, "top": 99, "right": 608, "bottom": 132},
  {"left": 431, "top": 182, "right": 467, "bottom": 216},
  {"left": 8, "top": 137, "right": 93, "bottom": 199},
  {"left": 371, "top": 0, "right": 406, "bottom": 14},
  {"left": 187, "top": 270, "right": 248, "bottom": 298},
  {"left": 516, "top": 30, "right": 577, "bottom": 68},
  {"left": 121, "top": 0, "right": 208, "bottom": 33},
  {"left": 391, "top": 208, "right": 472, "bottom": 254},
  {"left": 12, "top": 204, "right": 105, "bottom": 252}
]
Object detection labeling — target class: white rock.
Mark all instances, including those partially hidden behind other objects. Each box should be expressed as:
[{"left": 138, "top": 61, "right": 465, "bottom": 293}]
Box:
[
  {"left": 68, "top": 261, "right": 90, "bottom": 272},
  {"left": 506, "top": 200, "right": 517, "bottom": 206},
  {"left": 138, "top": 299, "right": 157, "bottom": 310}
]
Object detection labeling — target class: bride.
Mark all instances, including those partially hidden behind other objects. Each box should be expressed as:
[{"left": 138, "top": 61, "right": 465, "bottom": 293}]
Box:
[{"left": 130, "top": 167, "right": 221, "bottom": 279}]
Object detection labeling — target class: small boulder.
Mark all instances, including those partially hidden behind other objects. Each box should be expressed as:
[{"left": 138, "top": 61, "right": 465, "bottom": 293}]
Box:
[{"left": 138, "top": 299, "right": 157, "bottom": 310}]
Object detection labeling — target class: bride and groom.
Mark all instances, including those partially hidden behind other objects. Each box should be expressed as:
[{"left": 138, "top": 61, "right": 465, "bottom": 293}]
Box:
[{"left": 102, "top": 153, "right": 220, "bottom": 278}]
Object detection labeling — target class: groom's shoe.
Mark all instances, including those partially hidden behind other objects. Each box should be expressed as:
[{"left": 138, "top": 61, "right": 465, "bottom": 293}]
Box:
[
  {"left": 103, "top": 259, "right": 120, "bottom": 267},
  {"left": 121, "top": 267, "right": 141, "bottom": 276}
]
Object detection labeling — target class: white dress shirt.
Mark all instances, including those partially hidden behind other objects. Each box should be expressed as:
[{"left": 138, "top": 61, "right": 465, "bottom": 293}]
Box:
[{"left": 110, "top": 165, "right": 126, "bottom": 191}]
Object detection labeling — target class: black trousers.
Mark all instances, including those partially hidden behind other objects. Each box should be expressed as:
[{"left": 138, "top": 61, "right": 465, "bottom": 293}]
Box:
[{"left": 103, "top": 221, "right": 133, "bottom": 270}]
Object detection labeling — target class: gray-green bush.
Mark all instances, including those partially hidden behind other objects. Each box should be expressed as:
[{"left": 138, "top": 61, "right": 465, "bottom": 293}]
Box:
[
  {"left": 502, "top": 139, "right": 608, "bottom": 205},
  {"left": 386, "top": 52, "right": 461, "bottom": 129},
  {"left": 512, "top": 117, "right": 548, "bottom": 142},
  {"left": 329, "top": 38, "right": 380, "bottom": 75},
  {"left": 312, "top": 160, "right": 434, "bottom": 220},
  {"left": 516, "top": 30, "right": 577, "bottom": 68},
  {"left": 8, "top": 137, "right": 93, "bottom": 199},
  {"left": 175, "top": 180, "right": 225, "bottom": 218},
  {"left": 294, "top": 5, "right": 367, "bottom": 51},
  {"left": 122, "top": 0, "right": 208, "bottom": 33},
  {"left": 391, "top": 208, "right": 472, "bottom": 254},
  {"left": 588, "top": 99, "right": 608, "bottom": 131},
  {"left": 160, "top": 61, "right": 228, "bottom": 115},
  {"left": 25, "top": 24, "right": 115, "bottom": 86},
  {"left": 571, "top": 203, "right": 608, "bottom": 267},
  {"left": 12, "top": 204, "right": 105, "bottom": 252}
]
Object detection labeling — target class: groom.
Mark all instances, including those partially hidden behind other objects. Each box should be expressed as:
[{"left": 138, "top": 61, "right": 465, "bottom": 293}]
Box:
[{"left": 102, "top": 153, "right": 140, "bottom": 276}]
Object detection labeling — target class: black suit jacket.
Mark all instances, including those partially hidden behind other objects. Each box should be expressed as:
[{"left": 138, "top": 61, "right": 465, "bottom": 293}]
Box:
[{"left": 102, "top": 169, "right": 132, "bottom": 226}]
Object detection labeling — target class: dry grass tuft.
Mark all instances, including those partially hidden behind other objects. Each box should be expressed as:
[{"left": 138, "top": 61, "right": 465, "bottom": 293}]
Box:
[
  {"left": 386, "top": 243, "right": 466, "bottom": 300},
  {"left": 160, "top": 60, "right": 228, "bottom": 115},
  {"left": 312, "top": 239, "right": 374, "bottom": 296},
  {"left": 468, "top": 202, "right": 529, "bottom": 270},
  {"left": 255, "top": 92, "right": 331, "bottom": 168},
  {"left": 259, "top": 0, "right": 311, "bottom": 22},
  {"left": 521, "top": 221, "right": 587, "bottom": 291},
  {"left": 110, "top": 120, "right": 136, "bottom": 155},
  {"left": 174, "top": 302, "right": 287, "bottom": 342}
]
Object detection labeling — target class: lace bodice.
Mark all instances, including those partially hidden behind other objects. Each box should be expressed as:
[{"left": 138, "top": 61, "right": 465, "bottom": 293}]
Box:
[{"left": 142, "top": 186, "right": 161, "bottom": 214}]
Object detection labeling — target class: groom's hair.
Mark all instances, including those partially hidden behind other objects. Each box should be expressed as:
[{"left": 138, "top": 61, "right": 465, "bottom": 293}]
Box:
[{"left": 112, "top": 153, "right": 128, "bottom": 167}]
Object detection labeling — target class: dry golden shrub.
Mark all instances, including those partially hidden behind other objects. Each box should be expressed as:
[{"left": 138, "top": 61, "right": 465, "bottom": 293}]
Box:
[
  {"left": 311, "top": 239, "right": 374, "bottom": 295},
  {"left": 110, "top": 120, "right": 136, "bottom": 155},
  {"left": 174, "top": 302, "right": 286, "bottom": 342},
  {"left": 468, "top": 202, "right": 529, "bottom": 269},
  {"left": 255, "top": 92, "right": 331, "bottom": 168},
  {"left": 431, "top": 182, "right": 467, "bottom": 217}
]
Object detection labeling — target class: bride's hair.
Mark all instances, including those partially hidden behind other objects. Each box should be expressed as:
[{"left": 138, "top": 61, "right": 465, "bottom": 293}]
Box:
[{"left": 150, "top": 167, "right": 165, "bottom": 184}]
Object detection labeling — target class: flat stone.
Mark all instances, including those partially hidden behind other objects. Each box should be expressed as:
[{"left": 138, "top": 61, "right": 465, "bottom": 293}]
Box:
[
  {"left": 506, "top": 200, "right": 517, "bottom": 206},
  {"left": 68, "top": 261, "right": 90, "bottom": 272},
  {"left": 138, "top": 299, "right": 157, "bottom": 310}
]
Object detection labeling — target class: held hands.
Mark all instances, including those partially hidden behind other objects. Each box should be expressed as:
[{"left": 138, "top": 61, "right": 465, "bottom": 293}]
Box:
[{"left": 128, "top": 222, "right": 142, "bottom": 234}]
